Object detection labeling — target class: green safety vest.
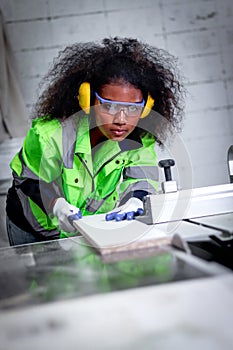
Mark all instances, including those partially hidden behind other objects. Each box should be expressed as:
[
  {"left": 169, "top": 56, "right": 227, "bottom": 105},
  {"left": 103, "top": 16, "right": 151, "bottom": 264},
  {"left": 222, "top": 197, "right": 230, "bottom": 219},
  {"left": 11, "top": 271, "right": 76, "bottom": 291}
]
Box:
[{"left": 11, "top": 114, "right": 158, "bottom": 237}]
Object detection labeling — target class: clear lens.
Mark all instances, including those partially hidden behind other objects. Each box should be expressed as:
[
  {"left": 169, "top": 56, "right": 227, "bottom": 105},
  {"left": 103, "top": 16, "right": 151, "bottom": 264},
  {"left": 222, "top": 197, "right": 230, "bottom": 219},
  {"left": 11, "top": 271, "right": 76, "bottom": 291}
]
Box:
[
  {"left": 99, "top": 102, "right": 143, "bottom": 117},
  {"left": 94, "top": 92, "right": 145, "bottom": 117}
]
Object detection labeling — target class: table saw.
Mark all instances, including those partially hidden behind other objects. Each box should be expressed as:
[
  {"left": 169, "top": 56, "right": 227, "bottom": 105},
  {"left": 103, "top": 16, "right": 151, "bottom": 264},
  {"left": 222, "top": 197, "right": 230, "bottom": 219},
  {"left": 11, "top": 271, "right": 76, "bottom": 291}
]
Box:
[{"left": 0, "top": 155, "right": 233, "bottom": 350}]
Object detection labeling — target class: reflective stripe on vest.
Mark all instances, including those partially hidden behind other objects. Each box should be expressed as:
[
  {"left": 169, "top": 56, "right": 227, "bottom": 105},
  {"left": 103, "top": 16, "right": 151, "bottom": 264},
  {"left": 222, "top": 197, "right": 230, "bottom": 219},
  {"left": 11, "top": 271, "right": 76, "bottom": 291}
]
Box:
[
  {"left": 85, "top": 189, "right": 116, "bottom": 213},
  {"left": 16, "top": 187, "right": 57, "bottom": 235},
  {"left": 85, "top": 197, "right": 106, "bottom": 213},
  {"left": 18, "top": 149, "right": 40, "bottom": 180},
  {"left": 58, "top": 116, "right": 77, "bottom": 169},
  {"left": 123, "top": 165, "right": 159, "bottom": 182}
]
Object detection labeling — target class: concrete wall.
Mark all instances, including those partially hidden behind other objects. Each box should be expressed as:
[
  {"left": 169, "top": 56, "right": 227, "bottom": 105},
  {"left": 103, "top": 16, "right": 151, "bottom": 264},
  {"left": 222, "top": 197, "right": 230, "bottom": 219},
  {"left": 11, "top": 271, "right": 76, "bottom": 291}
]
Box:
[{"left": 1, "top": 0, "right": 233, "bottom": 188}]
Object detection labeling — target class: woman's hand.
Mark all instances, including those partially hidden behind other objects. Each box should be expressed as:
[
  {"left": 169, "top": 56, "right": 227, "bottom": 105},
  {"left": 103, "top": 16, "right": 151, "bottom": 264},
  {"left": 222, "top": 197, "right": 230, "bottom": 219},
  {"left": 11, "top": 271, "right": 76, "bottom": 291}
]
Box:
[
  {"left": 53, "top": 198, "right": 82, "bottom": 232},
  {"left": 105, "top": 197, "right": 144, "bottom": 221}
]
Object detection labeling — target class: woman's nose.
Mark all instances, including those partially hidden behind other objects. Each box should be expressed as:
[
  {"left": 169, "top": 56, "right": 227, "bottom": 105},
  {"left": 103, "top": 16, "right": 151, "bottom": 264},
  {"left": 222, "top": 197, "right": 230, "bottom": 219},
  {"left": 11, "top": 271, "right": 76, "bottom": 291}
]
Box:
[{"left": 113, "top": 109, "right": 127, "bottom": 124}]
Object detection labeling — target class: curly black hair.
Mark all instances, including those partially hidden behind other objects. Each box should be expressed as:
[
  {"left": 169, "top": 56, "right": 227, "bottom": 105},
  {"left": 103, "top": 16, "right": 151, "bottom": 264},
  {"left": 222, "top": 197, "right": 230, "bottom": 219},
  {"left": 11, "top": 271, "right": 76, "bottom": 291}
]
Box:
[{"left": 33, "top": 37, "right": 186, "bottom": 143}]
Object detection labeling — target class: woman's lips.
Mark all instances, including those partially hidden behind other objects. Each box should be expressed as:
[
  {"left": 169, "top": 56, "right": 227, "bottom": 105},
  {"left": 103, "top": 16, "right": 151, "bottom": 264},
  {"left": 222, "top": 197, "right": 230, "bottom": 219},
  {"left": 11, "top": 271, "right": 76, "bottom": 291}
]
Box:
[{"left": 111, "top": 129, "right": 127, "bottom": 136}]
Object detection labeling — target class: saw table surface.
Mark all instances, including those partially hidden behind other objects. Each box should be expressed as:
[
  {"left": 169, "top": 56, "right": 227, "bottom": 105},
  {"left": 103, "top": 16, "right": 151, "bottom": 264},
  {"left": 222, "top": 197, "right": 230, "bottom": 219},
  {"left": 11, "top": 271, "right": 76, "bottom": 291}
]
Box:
[
  {"left": 1, "top": 267, "right": 233, "bottom": 350},
  {"left": 1, "top": 209, "right": 233, "bottom": 349},
  {"left": 188, "top": 212, "right": 233, "bottom": 234},
  {"left": 0, "top": 234, "right": 224, "bottom": 311}
]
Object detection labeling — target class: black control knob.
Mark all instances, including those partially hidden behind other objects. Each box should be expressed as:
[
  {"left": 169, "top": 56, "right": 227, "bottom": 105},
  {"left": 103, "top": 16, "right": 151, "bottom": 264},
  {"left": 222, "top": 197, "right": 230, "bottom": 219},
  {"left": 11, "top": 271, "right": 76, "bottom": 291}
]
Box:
[{"left": 158, "top": 159, "right": 175, "bottom": 181}]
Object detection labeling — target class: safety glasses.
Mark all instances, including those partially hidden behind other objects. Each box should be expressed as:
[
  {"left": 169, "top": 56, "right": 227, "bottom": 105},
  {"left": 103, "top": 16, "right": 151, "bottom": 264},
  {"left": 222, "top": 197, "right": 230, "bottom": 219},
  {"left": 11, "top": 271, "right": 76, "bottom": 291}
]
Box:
[{"left": 95, "top": 92, "right": 145, "bottom": 117}]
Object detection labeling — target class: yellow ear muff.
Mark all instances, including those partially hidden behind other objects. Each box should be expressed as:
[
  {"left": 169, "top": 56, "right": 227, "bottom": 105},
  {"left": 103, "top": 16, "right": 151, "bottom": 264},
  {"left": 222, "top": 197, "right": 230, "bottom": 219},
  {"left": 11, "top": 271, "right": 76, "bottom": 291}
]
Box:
[
  {"left": 78, "top": 82, "right": 91, "bottom": 114},
  {"left": 140, "top": 93, "right": 154, "bottom": 119}
]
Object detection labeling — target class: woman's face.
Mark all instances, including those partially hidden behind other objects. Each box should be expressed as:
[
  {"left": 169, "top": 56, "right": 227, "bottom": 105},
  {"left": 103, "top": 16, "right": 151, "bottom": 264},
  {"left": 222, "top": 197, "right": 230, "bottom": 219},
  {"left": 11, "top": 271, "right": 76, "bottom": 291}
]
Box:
[{"left": 94, "top": 82, "right": 144, "bottom": 141}]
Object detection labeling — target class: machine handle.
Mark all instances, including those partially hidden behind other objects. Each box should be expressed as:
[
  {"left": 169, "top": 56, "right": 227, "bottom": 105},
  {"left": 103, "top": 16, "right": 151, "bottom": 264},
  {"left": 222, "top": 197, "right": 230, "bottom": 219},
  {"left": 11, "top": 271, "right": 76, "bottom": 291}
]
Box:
[{"left": 158, "top": 159, "right": 175, "bottom": 181}]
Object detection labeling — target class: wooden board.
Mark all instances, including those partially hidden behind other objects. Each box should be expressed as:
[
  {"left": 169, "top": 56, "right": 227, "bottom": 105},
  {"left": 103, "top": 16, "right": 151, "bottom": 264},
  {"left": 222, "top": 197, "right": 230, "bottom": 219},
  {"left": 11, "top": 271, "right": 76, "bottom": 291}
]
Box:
[
  {"left": 73, "top": 214, "right": 220, "bottom": 256},
  {"left": 72, "top": 214, "right": 171, "bottom": 255}
]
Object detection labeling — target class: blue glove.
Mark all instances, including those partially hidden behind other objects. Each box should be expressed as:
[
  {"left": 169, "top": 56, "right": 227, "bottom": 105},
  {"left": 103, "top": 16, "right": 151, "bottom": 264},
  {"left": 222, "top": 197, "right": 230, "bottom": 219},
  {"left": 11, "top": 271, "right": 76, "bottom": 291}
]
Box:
[{"left": 105, "top": 198, "right": 144, "bottom": 221}]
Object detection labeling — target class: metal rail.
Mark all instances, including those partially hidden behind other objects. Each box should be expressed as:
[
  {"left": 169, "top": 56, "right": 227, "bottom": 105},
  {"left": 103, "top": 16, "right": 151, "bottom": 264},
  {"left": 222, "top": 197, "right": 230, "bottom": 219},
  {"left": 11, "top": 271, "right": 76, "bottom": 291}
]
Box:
[{"left": 137, "top": 183, "right": 233, "bottom": 225}]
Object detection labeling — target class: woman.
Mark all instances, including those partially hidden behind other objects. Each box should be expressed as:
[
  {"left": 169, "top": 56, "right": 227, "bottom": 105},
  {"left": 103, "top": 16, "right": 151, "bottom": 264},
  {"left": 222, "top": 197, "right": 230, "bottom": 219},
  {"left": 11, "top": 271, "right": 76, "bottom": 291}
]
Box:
[{"left": 6, "top": 37, "right": 185, "bottom": 245}]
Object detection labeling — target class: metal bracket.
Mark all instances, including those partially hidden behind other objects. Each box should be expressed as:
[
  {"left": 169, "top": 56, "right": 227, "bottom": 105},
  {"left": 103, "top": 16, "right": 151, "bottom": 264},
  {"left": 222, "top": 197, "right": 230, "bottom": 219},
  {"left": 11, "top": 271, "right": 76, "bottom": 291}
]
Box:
[
  {"left": 137, "top": 183, "right": 233, "bottom": 225},
  {"left": 228, "top": 145, "right": 233, "bottom": 183}
]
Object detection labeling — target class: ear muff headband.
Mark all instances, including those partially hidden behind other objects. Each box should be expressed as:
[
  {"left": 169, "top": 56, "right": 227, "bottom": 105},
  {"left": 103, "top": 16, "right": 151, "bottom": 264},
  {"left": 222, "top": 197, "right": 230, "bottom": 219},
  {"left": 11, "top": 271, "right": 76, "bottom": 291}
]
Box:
[{"left": 78, "top": 82, "right": 154, "bottom": 117}]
